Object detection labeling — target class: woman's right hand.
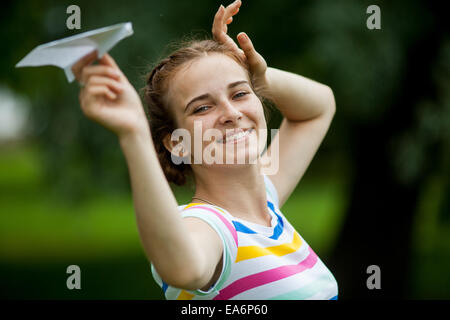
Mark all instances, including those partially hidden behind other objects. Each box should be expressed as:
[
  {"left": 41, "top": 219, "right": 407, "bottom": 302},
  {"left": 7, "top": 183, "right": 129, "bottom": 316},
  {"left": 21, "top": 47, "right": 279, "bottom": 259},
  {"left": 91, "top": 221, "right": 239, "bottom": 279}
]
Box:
[{"left": 72, "top": 51, "right": 149, "bottom": 139}]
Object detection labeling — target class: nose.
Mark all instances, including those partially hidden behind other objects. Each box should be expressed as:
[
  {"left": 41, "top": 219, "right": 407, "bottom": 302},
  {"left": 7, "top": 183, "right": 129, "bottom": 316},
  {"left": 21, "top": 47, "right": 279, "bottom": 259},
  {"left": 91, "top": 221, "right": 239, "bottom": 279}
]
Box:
[{"left": 218, "top": 99, "right": 242, "bottom": 125}]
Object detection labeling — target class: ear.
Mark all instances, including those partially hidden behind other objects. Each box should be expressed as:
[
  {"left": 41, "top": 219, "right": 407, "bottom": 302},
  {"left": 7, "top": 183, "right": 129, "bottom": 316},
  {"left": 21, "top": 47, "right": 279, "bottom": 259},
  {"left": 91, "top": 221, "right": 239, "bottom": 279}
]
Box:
[
  {"left": 162, "top": 133, "right": 175, "bottom": 153},
  {"left": 163, "top": 133, "right": 186, "bottom": 157}
]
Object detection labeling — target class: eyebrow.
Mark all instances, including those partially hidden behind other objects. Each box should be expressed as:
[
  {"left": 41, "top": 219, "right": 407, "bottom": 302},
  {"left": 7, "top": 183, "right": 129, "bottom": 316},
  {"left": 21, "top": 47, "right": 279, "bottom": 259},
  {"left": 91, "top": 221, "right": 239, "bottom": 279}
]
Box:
[{"left": 184, "top": 80, "right": 249, "bottom": 113}]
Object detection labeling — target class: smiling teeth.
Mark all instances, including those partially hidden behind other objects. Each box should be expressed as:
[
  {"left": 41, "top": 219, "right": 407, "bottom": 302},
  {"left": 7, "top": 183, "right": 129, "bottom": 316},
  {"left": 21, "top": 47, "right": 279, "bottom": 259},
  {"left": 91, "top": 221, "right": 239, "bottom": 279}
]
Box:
[{"left": 218, "top": 129, "right": 251, "bottom": 144}]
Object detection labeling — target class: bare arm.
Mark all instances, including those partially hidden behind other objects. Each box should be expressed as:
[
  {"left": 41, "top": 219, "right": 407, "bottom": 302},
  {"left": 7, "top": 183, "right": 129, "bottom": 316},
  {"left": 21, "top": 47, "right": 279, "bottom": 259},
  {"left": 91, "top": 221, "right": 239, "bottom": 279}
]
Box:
[
  {"left": 260, "top": 67, "right": 335, "bottom": 207},
  {"left": 212, "top": 0, "right": 336, "bottom": 207},
  {"left": 73, "top": 52, "right": 222, "bottom": 290},
  {"left": 263, "top": 67, "right": 335, "bottom": 122},
  {"left": 119, "top": 131, "right": 223, "bottom": 290}
]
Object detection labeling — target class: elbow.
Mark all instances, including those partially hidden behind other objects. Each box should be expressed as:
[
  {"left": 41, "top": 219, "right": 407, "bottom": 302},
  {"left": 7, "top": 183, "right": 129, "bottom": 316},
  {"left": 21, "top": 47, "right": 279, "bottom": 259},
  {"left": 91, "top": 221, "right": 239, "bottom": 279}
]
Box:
[
  {"left": 169, "top": 270, "right": 205, "bottom": 291},
  {"left": 158, "top": 261, "right": 208, "bottom": 291},
  {"left": 325, "top": 85, "right": 336, "bottom": 116}
]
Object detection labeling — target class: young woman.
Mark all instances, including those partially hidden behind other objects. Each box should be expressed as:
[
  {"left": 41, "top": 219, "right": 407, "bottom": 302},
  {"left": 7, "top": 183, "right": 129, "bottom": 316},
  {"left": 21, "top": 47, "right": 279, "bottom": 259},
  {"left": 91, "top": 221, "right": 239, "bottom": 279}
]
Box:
[{"left": 73, "top": 0, "right": 337, "bottom": 300}]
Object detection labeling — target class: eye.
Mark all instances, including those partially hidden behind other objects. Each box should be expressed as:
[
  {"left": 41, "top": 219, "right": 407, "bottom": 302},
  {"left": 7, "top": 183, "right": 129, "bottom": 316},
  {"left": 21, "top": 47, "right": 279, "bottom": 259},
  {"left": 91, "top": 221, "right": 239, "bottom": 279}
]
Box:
[
  {"left": 193, "top": 106, "right": 210, "bottom": 114},
  {"left": 233, "top": 91, "right": 249, "bottom": 99}
]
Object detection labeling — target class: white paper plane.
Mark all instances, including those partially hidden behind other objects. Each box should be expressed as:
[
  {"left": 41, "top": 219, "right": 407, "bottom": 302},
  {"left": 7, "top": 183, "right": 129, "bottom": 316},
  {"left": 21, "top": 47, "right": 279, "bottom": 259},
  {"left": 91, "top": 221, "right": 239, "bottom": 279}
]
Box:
[{"left": 16, "top": 22, "right": 134, "bottom": 82}]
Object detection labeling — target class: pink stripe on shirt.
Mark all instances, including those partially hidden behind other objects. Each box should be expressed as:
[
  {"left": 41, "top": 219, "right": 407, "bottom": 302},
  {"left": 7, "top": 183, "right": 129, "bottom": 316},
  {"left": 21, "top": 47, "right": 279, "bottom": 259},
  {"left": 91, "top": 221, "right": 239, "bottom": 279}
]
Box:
[{"left": 213, "top": 246, "right": 318, "bottom": 300}]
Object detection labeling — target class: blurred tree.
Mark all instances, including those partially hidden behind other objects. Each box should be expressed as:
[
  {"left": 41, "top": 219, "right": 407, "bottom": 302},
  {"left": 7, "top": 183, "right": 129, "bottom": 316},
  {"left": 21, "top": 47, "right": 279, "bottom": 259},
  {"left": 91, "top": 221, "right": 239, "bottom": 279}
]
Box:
[{"left": 316, "top": 1, "right": 450, "bottom": 299}]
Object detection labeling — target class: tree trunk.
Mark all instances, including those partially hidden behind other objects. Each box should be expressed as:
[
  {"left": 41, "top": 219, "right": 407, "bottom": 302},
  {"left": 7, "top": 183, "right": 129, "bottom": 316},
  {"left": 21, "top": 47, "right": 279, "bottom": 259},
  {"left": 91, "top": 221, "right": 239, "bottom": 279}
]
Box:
[{"left": 328, "top": 3, "right": 446, "bottom": 299}]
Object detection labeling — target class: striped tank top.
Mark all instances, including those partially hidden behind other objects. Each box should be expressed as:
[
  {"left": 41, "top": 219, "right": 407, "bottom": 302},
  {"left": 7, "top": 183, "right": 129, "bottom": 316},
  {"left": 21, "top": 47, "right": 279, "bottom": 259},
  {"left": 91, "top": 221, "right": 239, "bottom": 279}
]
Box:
[{"left": 151, "top": 174, "right": 338, "bottom": 300}]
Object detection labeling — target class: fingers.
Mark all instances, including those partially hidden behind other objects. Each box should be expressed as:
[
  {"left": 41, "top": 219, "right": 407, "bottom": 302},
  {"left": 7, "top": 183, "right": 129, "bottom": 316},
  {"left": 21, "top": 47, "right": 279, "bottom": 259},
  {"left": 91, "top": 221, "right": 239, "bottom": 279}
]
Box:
[
  {"left": 86, "top": 75, "right": 123, "bottom": 94},
  {"left": 72, "top": 50, "right": 98, "bottom": 81},
  {"left": 73, "top": 52, "right": 123, "bottom": 89},
  {"left": 78, "top": 53, "right": 127, "bottom": 112},
  {"left": 80, "top": 74, "right": 123, "bottom": 103},
  {"left": 237, "top": 32, "right": 267, "bottom": 75},
  {"left": 225, "top": 0, "right": 241, "bottom": 21},
  {"left": 79, "top": 85, "right": 117, "bottom": 121},
  {"left": 80, "top": 64, "right": 121, "bottom": 85},
  {"left": 86, "top": 85, "right": 118, "bottom": 100},
  {"left": 212, "top": 5, "right": 227, "bottom": 42},
  {"left": 237, "top": 32, "right": 255, "bottom": 60},
  {"left": 79, "top": 74, "right": 123, "bottom": 115},
  {"left": 79, "top": 84, "right": 115, "bottom": 119},
  {"left": 212, "top": 0, "right": 241, "bottom": 41},
  {"left": 79, "top": 82, "right": 118, "bottom": 118},
  {"left": 99, "top": 53, "right": 121, "bottom": 71}
]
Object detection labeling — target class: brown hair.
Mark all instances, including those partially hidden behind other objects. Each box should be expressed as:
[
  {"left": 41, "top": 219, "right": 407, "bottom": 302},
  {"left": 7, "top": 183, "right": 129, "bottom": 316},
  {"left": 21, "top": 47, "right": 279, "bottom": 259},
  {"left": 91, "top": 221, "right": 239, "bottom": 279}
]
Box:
[{"left": 142, "top": 39, "right": 271, "bottom": 186}]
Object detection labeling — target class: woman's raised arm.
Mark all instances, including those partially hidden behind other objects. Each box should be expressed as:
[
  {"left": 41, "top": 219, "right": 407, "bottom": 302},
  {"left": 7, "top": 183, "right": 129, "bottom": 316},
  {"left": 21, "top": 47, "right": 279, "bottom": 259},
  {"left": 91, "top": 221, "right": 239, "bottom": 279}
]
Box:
[
  {"left": 72, "top": 52, "right": 223, "bottom": 290},
  {"left": 212, "top": 1, "right": 336, "bottom": 207}
]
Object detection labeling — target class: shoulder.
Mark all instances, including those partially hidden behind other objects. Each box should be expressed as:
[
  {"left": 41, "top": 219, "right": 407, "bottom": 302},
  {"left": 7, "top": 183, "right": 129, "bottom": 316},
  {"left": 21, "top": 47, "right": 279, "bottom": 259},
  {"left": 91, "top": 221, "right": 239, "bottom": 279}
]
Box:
[
  {"left": 179, "top": 203, "right": 238, "bottom": 251},
  {"left": 179, "top": 203, "right": 234, "bottom": 224}
]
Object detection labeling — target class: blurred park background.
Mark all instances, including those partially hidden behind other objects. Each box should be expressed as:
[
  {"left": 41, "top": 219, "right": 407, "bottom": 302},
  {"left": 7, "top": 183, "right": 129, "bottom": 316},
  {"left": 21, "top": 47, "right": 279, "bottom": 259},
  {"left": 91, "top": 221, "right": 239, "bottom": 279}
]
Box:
[{"left": 1, "top": 0, "right": 449, "bottom": 299}]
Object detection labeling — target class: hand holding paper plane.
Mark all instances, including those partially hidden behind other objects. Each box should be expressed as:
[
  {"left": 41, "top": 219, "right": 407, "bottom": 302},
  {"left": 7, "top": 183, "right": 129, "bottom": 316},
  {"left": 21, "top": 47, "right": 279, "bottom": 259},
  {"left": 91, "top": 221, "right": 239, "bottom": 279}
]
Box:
[{"left": 15, "top": 22, "right": 133, "bottom": 82}]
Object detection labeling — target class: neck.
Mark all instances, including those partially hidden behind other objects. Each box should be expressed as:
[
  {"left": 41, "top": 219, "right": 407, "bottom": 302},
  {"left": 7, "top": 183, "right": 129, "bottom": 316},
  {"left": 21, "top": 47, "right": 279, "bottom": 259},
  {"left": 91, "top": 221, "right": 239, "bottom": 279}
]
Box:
[{"left": 191, "top": 164, "right": 270, "bottom": 224}]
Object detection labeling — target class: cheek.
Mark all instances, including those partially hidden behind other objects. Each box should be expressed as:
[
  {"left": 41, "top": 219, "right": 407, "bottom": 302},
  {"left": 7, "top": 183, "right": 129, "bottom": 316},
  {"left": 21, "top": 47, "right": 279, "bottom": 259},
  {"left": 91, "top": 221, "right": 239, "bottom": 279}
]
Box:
[
  {"left": 246, "top": 97, "right": 266, "bottom": 125},
  {"left": 185, "top": 118, "right": 215, "bottom": 145},
  {"left": 187, "top": 117, "right": 215, "bottom": 132}
]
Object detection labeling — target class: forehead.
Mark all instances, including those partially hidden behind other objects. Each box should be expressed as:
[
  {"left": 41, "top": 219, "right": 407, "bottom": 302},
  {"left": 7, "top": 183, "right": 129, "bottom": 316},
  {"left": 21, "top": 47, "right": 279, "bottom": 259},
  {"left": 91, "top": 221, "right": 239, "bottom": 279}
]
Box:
[{"left": 167, "top": 53, "right": 249, "bottom": 109}]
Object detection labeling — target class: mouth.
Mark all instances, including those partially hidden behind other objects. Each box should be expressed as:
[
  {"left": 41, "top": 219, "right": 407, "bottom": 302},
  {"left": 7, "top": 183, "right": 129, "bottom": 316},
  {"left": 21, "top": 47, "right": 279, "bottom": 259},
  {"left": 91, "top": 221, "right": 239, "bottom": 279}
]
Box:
[{"left": 217, "top": 128, "right": 254, "bottom": 144}]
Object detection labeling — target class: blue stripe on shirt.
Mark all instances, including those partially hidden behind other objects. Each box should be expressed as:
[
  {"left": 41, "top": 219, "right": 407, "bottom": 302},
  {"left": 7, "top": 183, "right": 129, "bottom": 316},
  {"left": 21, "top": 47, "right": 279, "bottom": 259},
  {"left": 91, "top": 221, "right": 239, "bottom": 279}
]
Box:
[{"left": 231, "top": 201, "right": 284, "bottom": 240}]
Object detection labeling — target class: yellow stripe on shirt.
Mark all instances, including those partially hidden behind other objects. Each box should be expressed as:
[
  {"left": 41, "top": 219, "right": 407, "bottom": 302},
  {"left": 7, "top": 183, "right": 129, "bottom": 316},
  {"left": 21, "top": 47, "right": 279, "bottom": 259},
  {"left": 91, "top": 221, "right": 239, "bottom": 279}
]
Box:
[
  {"left": 177, "top": 290, "right": 195, "bottom": 300},
  {"left": 236, "top": 231, "right": 303, "bottom": 262},
  {"left": 184, "top": 203, "right": 228, "bottom": 215},
  {"left": 184, "top": 203, "right": 202, "bottom": 210}
]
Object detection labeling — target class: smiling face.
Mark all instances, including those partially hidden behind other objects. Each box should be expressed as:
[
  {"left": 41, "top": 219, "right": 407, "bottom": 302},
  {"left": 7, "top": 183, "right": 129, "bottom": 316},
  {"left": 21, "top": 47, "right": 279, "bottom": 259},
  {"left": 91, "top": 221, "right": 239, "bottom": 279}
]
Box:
[{"left": 163, "top": 53, "right": 267, "bottom": 166}]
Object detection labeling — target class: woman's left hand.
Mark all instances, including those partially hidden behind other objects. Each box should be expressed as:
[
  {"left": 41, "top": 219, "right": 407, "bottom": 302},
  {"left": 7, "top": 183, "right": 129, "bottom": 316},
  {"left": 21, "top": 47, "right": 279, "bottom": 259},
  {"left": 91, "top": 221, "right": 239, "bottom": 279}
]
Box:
[{"left": 212, "top": 0, "right": 268, "bottom": 90}]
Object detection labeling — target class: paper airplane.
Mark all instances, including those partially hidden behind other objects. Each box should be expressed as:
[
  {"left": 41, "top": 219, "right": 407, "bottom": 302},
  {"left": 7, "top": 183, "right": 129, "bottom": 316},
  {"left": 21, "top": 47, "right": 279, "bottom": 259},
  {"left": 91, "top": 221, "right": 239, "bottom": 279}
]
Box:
[{"left": 16, "top": 22, "right": 134, "bottom": 82}]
